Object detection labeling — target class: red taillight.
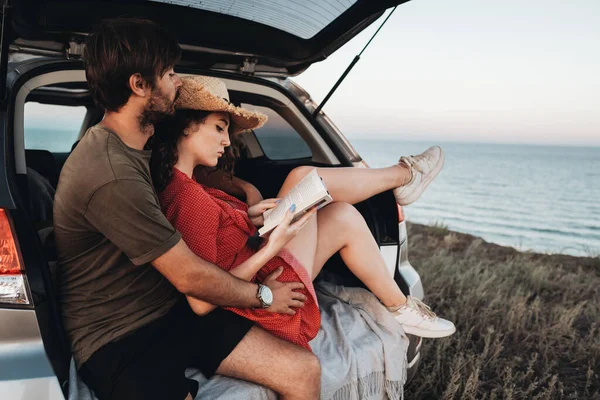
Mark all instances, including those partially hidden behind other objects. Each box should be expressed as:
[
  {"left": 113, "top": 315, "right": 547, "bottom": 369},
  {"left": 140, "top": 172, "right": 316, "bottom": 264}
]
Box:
[
  {"left": 0, "top": 209, "right": 30, "bottom": 305},
  {"left": 397, "top": 204, "right": 405, "bottom": 223},
  {"left": 0, "top": 209, "right": 23, "bottom": 274}
]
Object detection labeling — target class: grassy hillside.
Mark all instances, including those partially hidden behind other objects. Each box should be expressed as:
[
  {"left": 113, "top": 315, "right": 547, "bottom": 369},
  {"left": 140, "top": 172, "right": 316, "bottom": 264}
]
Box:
[{"left": 403, "top": 223, "right": 599, "bottom": 399}]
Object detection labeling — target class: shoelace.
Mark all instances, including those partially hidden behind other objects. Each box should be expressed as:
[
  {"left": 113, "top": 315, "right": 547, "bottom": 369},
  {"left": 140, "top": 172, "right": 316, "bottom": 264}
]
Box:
[
  {"left": 408, "top": 296, "right": 437, "bottom": 320},
  {"left": 399, "top": 155, "right": 424, "bottom": 175}
]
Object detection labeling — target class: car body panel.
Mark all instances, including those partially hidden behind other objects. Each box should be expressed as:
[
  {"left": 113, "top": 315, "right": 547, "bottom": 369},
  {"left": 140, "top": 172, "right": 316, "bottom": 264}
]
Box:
[
  {"left": 0, "top": 308, "right": 64, "bottom": 400},
  {"left": 0, "top": 377, "right": 63, "bottom": 400}
]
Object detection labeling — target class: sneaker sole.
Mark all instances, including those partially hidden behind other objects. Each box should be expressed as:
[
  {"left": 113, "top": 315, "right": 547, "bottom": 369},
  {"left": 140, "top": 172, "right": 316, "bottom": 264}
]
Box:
[
  {"left": 402, "top": 324, "right": 456, "bottom": 338},
  {"left": 395, "top": 147, "right": 445, "bottom": 206}
]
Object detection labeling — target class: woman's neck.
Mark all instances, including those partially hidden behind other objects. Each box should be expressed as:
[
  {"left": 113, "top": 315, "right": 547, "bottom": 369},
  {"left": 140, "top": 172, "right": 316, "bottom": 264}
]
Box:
[{"left": 173, "top": 154, "right": 195, "bottom": 179}]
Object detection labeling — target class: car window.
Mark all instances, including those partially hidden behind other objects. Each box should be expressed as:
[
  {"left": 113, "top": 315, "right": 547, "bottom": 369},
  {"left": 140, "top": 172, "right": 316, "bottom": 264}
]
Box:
[
  {"left": 241, "top": 104, "right": 312, "bottom": 160},
  {"left": 24, "top": 102, "right": 86, "bottom": 153}
]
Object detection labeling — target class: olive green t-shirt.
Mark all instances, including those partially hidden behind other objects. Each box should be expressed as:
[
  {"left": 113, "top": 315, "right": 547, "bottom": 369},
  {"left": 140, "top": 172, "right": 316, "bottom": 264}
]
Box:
[{"left": 53, "top": 124, "right": 182, "bottom": 367}]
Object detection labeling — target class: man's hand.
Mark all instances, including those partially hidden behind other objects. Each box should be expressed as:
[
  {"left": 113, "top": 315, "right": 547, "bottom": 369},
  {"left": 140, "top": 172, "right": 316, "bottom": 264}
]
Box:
[
  {"left": 263, "top": 267, "right": 307, "bottom": 315},
  {"left": 247, "top": 198, "right": 280, "bottom": 227},
  {"left": 193, "top": 167, "right": 263, "bottom": 206},
  {"left": 241, "top": 181, "right": 264, "bottom": 207}
]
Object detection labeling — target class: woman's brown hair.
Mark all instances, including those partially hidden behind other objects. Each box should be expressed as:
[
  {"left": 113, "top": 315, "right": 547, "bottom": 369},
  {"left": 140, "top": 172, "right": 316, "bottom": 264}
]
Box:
[{"left": 150, "top": 110, "right": 238, "bottom": 192}]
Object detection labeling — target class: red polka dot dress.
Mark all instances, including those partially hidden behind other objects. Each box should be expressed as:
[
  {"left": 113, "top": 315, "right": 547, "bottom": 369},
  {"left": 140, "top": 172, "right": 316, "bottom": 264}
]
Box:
[{"left": 159, "top": 168, "right": 320, "bottom": 350}]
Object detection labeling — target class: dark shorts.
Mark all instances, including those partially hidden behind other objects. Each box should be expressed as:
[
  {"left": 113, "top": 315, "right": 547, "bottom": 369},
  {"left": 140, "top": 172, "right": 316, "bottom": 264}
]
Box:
[{"left": 79, "top": 300, "right": 254, "bottom": 400}]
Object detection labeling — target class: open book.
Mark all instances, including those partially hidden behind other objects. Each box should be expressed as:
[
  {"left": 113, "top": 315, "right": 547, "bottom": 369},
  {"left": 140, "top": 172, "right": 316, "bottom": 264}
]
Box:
[{"left": 258, "top": 169, "right": 333, "bottom": 236}]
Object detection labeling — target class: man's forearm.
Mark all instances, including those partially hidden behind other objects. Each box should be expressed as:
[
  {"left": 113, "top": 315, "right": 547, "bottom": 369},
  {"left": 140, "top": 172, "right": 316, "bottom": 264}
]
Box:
[
  {"left": 183, "top": 246, "right": 275, "bottom": 315},
  {"left": 185, "top": 264, "right": 261, "bottom": 308},
  {"left": 193, "top": 167, "right": 263, "bottom": 206},
  {"left": 153, "top": 240, "right": 261, "bottom": 308},
  {"left": 193, "top": 167, "right": 244, "bottom": 197}
]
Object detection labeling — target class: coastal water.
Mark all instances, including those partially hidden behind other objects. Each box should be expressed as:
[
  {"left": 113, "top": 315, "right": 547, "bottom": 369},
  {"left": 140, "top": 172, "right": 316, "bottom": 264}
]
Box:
[
  {"left": 25, "top": 127, "right": 600, "bottom": 257},
  {"left": 351, "top": 139, "right": 600, "bottom": 257}
]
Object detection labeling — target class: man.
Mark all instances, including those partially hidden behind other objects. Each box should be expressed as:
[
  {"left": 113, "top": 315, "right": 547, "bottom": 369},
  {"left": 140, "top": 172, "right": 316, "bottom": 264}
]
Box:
[{"left": 54, "top": 18, "right": 320, "bottom": 400}]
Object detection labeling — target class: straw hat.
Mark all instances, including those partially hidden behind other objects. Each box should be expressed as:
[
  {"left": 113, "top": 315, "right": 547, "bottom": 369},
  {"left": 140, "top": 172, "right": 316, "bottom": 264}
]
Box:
[{"left": 174, "top": 76, "right": 268, "bottom": 134}]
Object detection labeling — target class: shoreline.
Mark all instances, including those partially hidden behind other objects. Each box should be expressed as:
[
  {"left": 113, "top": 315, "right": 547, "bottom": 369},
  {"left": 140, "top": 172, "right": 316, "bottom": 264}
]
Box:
[
  {"left": 406, "top": 222, "right": 599, "bottom": 274},
  {"left": 406, "top": 219, "right": 598, "bottom": 259}
]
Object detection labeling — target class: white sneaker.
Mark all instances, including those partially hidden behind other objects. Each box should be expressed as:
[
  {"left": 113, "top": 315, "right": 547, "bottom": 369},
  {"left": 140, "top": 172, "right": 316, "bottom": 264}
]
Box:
[
  {"left": 389, "top": 296, "right": 456, "bottom": 338},
  {"left": 393, "top": 146, "right": 445, "bottom": 206}
]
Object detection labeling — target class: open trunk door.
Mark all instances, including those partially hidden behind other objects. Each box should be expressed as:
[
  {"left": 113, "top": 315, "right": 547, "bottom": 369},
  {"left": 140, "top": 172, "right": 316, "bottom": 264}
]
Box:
[{"left": 8, "top": 0, "right": 410, "bottom": 76}]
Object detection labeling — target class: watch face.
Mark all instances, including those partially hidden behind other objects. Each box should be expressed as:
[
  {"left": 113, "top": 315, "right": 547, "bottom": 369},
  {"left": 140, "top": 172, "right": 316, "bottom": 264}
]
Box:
[{"left": 261, "top": 285, "right": 273, "bottom": 306}]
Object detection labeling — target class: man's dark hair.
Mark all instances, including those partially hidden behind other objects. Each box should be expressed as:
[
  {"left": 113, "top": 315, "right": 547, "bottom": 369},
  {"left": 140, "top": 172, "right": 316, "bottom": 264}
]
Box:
[{"left": 84, "top": 18, "right": 182, "bottom": 112}]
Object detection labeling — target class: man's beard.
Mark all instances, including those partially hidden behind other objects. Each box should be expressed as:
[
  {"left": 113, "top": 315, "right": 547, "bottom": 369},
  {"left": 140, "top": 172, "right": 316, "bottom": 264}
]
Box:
[{"left": 140, "top": 87, "right": 179, "bottom": 128}]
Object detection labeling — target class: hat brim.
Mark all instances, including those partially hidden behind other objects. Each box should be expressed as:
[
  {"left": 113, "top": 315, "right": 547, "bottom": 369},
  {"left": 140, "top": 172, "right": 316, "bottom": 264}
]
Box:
[{"left": 175, "top": 80, "right": 267, "bottom": 134}]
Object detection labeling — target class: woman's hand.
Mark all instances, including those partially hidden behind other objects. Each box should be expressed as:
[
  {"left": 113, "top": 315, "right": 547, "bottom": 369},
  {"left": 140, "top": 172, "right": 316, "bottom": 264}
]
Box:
[
  {"left": 247, "top": 198, "right": 280, "bottom": 227},
  {"left": 264, "top": 205, "right": 317, "bottom": 255}
]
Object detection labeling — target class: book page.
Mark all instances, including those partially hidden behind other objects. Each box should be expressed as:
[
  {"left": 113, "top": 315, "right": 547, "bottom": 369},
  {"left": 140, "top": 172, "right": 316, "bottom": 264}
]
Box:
[
  {"left": 259, "top": 169, "right": 331, "bottom": 236},
  {"left": 264, "top": 169, "right": 323, "bottom": 222}
]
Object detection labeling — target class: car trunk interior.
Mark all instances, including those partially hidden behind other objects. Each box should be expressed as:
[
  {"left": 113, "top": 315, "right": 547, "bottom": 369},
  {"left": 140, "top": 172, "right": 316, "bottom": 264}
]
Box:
[
  {"left": 10, "top": 66, "right": 403, "bottom": 396},
  {"left": 22, "top": 77, "right": 400, "bottom": 285}
]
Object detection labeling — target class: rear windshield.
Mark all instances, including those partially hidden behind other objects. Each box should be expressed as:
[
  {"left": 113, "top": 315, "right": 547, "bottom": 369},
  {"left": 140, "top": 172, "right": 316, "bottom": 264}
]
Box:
[{"left": 148, "top": 0, "right": 358, "bottom": 39}]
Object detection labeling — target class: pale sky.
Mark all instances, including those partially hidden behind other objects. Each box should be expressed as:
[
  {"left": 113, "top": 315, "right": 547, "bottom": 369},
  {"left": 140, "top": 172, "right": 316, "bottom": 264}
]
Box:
[
  {"left": 294, "top": 0, "right": 600, "bottom": 146},
  {"left": 26, "top": 0, "right": 599, "bottom": 147}
]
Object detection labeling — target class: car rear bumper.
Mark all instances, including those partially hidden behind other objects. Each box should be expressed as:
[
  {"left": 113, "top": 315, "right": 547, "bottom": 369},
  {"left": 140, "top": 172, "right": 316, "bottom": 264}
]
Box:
[{"left": 0, "top": 309, "right": 65, "bottom": 399}]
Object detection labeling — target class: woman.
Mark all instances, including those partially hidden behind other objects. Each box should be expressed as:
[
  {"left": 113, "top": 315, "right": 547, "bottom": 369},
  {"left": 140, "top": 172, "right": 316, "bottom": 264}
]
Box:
[{"left": 151, "top": 76, "right": 455, "bottom": 350}]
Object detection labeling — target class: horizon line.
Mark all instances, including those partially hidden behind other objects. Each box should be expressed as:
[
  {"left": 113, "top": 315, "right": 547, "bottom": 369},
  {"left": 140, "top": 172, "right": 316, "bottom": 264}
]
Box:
[{"left": 343, "top": 136, "right": 600, "bottom": 149}]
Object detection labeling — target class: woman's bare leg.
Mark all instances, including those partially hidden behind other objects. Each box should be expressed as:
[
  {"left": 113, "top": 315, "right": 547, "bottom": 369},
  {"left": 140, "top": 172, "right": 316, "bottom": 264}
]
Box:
[
  {"left": 281, "top": 213, "right": 319, "bottom": 279},
  {"left": 278, "top": 165, "right": 410, "bottom": 205},
  {"left": 274, "top": 164, "right": 406, "bottom": 274},
  {"left": 278, "top": 170, "right": 456, "bottom": 338},
  {"left": 283, "top": 202, "right": 406, "bottom": 308},
  {"left": 278, "top": 172, "right": 406, "bottom": 307}
]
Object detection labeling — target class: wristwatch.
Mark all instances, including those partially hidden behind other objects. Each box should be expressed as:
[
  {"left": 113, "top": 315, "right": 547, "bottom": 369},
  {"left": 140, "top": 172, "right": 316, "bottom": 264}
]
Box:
[{"left": 256, "top": 284, "right": 273, "bottom": 308}]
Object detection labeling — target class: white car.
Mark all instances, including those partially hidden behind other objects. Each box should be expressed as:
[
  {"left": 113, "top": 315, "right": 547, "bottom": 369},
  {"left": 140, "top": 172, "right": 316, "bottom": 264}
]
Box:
[{"left": 0, "top": 0, "right": 424, "bottom": 398}]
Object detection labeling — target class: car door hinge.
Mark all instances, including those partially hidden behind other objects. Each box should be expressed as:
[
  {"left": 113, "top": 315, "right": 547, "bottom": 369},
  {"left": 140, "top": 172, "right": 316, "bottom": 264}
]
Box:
[
  {"left": 67, "top": 40, "right": 85, "bottom": 59},
  {"left": 241, "top": 58, "right": 257, "bottom": 75}
]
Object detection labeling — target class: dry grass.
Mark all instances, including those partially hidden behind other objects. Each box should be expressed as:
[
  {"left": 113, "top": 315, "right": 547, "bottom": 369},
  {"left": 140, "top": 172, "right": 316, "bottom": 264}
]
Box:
[
  {"left": 429, "top": 220, "right": 450, "bottom": 237},
  {"left": 404, "top": 223, "right": 600, "bottom": 400}
]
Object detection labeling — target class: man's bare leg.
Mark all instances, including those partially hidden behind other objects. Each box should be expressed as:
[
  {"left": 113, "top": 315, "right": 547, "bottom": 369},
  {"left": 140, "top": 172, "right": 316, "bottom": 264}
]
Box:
[{"left": 216, "top": 326, "right": 321, "bottom": 400}]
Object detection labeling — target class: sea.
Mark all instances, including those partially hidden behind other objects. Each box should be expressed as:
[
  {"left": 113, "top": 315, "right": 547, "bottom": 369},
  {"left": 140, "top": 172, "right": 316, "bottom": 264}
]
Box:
[
  {"left": 25, "top": 127, "right": 600, "bottom": 257},
  {"left": 350, "top": 139, "right": 600, "bottom": 257}
]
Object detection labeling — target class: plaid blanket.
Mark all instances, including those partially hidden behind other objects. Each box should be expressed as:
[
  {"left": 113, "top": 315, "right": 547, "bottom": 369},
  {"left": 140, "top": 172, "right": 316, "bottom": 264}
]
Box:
[{"left": 69, "top": 282, "right": 409, "bottom": 400}]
